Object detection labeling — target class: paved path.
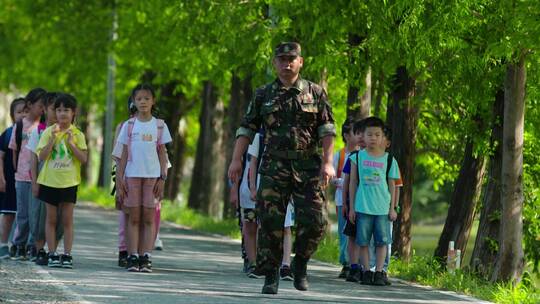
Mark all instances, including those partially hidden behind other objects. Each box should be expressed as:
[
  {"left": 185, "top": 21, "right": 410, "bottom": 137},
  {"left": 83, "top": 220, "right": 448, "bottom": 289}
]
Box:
[{"left": 17, "top": 203, "right": 489, "bottom": 304}]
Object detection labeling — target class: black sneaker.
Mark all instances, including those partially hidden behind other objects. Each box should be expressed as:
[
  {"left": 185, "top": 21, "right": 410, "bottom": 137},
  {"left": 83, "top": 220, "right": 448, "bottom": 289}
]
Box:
[
  {"left": 14, "top": 245, "right": 27, "bottom": 261},
  {"left": 35, "top": 249, "right": 48, "bottom": 266},
  {"left": 27, "top": 246, "right": 37, "bottom": 262},
  {"left": 243, "top": 258, "right": 249, "bottom": 273},
  {"left": 372, "top": 271, "right": 386, "bottom": 286},
  {"left": 9, "top": 245, "right": 17, "bottom": 258},
  {"left": 118, "top": 251, "right": 128, "bottom": 268},
  {"left": 139, "top": 254, "right": 152, "bottom": 273},
  {"left": 361, "top": 270, "right": 374, "bottom": 285},
  {"left": 339, "top": 265, "right": 350, "bottom": 279},
  {"left": 261, "top": 269, "right": 279, "bottom": 294},
  {"left": 247, "top": 264, "right": 265, "bottom": 279},
  {"left": 382, "top": 271, "right": 392, "bottom": 286},
  {"left": 280, "top": 265, "right": 293, "bottom": 281},
  {"left": 127, "top": 255, "right": 139, "bottom": 272},
  {"left": 48, "top": 252, "right": 61, "bottom": 268},
  {"left": 346, "top": 267, "right": 362, "bottom": 282},
  {"left": 60, "top": 254, "right": 73, "bottom": 269}
]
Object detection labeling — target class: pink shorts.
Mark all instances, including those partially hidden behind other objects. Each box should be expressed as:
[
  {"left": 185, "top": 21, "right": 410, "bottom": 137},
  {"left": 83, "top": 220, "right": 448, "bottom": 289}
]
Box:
[{"left": 125, "top": 177, "right": 158, "bottom": 208}]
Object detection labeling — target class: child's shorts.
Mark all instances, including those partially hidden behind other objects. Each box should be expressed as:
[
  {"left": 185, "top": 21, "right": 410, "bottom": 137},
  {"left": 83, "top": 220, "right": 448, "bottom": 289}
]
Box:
[
  {"left": 241, "top": 208, "right": 257, "bottom": 223},
  {"left": 38, "top": 184, "right": 78, "bottom": 206},
  {"left": 0, "top": 179, "right": 17, "bottom": 214},
  {"left": 355, "top": 212, "right": 391, "bottom": 246},
  {"left": 125, "top": 177, "right": 158, "bottom": 208}
]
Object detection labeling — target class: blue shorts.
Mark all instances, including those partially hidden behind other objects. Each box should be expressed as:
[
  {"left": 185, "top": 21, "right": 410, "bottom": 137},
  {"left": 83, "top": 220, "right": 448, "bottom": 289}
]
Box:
[{"left": 355, "top": 213, "right": 391, "bottom": 246}]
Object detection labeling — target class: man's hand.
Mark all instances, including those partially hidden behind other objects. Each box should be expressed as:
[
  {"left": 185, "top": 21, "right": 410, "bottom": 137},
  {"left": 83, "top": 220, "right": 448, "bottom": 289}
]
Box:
[
  {"left": 228, "top": 159, "right": 243, "bottom": 184},
  {"left": 320, "top": 162, "right": 335, "bottom": 188}
]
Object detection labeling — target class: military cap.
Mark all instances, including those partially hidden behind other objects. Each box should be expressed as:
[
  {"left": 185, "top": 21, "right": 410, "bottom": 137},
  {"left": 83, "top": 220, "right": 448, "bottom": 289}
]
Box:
[{"left": 274, "top": 42, "right": 302, "bottom": 57}]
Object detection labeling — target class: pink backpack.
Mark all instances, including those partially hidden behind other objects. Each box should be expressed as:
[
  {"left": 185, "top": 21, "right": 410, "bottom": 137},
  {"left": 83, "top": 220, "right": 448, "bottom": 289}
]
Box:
[{"left": 126, "top": 117, "right": 166, "bottom": 161}]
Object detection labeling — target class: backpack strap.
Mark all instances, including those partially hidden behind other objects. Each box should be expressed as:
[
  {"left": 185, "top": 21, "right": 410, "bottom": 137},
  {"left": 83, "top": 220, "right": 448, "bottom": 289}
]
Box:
[
  {"left": 356, "top": 150, "right": 360, "bottom": 187},
  {"left": 14, "top": 120, "right": 24, "bottom": 172},
  {"left": 386, "top": 152, "right": 393, "bottom": 187},
  {"left": 126, "top": 118, "right": 136, "bottom": 162},
  {"left": 156, "top": 118, "right": 166, "bottom": 155},
  {"left": 337, "top": 148, "right": 345, "bottom": 178}
]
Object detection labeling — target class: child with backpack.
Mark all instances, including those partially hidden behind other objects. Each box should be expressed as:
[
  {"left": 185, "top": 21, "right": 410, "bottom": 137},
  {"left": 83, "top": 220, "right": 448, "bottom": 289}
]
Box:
[
  {"left": 112, "top": 96, "right": 169, "bottom": 267},
  {"left": 36, "top": 93, "right": 87, "bottom": 268},
  {"left": 349, "top": 117, "right": 399, "bottom": 286},
  {"left": 234, "top": 132, "right": 261, "bottom": 278},
  {"left": 116, "top": 84, "right": 172, "bottom": 273},
  {"left": 341, "top": 119, "right": 365, "bottom": 282},
  {"left": 367, "top": 126, "right": 403, "bottom": 285},
  {"left": 0, "top": 97, "right": 26, "bottom": 259},
  {"left": 9, "top": 88, "right": 46, "bottom": 260},
  {"left": 27, "top": 92, "right": 64, "bottom": 265}
]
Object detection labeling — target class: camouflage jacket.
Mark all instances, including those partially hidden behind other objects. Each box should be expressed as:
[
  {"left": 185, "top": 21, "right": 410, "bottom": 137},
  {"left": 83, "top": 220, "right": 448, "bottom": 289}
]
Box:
[{"left": 236, "top": 77, "right": 336, "bottom": 152}]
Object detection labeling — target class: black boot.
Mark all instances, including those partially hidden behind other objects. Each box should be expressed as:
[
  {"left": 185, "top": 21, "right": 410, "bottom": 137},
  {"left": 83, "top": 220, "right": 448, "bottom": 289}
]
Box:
[
  {"left": 261, "top": 268, "right": 279, "bottom": 294},
  {"left": 291, "top": 256, "right": 309, "bottom": 291}
]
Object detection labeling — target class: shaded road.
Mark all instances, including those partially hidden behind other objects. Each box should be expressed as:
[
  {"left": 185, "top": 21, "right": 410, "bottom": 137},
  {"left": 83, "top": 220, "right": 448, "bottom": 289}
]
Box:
[{"left": 12, "top": 203, "right": 489, "bottom": 304}]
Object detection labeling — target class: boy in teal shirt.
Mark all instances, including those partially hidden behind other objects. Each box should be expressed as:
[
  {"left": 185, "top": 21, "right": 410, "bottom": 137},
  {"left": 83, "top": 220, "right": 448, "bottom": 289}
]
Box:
[{"left": 348, "top": 117, "right": 399, "bottom": 286}]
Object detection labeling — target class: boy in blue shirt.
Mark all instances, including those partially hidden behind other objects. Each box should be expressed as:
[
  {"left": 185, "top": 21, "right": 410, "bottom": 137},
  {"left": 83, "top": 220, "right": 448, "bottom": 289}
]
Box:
[{"left": 348, "top": 117, "right": 399, "bottom": 286}]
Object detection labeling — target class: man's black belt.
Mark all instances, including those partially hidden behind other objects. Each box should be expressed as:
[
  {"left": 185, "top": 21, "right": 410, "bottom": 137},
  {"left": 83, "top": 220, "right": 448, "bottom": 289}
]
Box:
[{"left": 266, "top": 148, "right": 317, "bottom": 160}]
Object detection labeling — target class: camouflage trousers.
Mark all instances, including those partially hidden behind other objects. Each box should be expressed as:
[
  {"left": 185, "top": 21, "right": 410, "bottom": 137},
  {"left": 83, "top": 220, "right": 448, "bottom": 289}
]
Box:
[{"left": 256, "top": 156, "right": 327, "bottom": 274}]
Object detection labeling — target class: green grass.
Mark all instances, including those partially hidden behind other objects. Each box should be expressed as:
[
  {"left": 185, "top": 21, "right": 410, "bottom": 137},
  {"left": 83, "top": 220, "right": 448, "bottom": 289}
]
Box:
[
  {"left": 389, "top": 256, "right": 539, "bottom": 303},
  {"left": 160, "top": 201, "right": 240, "bottom": 239},
  {"left": 79, "top": 184, "right": 538, "bottom": 303}
]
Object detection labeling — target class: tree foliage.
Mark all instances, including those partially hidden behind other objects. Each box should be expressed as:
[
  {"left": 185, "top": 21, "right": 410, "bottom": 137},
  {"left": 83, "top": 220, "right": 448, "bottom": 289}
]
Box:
[{"left": 1, "top": 0, "right": 539, "bottom": 282}]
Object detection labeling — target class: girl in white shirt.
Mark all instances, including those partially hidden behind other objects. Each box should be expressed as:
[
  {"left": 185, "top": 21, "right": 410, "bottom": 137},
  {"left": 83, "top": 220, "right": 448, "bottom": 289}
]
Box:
[{"left": 116, "top": 84, "right": 172, "bottom": 273}]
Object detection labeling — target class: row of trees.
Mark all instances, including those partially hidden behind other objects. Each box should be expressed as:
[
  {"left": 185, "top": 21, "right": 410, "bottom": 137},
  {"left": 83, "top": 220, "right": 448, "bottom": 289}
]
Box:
[{"left": 1, "top": 0, "right": 538, "bottom": 284}]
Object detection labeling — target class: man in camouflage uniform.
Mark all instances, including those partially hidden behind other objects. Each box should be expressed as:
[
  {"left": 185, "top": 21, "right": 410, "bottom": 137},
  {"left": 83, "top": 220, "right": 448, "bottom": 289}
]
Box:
[{"left": 228, "top": 42, "right": 336, "bottom": 294}]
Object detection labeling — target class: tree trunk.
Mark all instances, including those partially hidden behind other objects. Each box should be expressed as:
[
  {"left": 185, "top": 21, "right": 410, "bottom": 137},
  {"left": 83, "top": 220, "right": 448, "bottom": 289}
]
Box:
[
  {"left": 319, "top": 68, "right": 329, "bottom": 92},
  {"left": 388, "top": 66, "right": 417, "bottom": 261},
  {"left": 491, "top": 55, "right": 526, "bottom": 283},
  {"left": 470, "top": 89, "right": 504, "bottom": 277},
  {"left": 159, "top": 82, "right": 188, "bottom": 201},
  {"left": 434, "top": 139, "right": 486, "bottom": 263},
  {"left": 78, "top": 104, "right": 93, "bottom": 184},
  {"left": 97, "top": 116, "right": 106, "bottom": 188},
  {"left": 222, "top": 73, "right": 252, "bottom": 218},
  {"left": 346, "top": 33, "right": 370, "bottom": 120},
  {"left": 373, "top": 71, "right": 385, "bottom": 117},
  {"left": 188, "top": 81, "right": 225, "bottom": 218}
]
